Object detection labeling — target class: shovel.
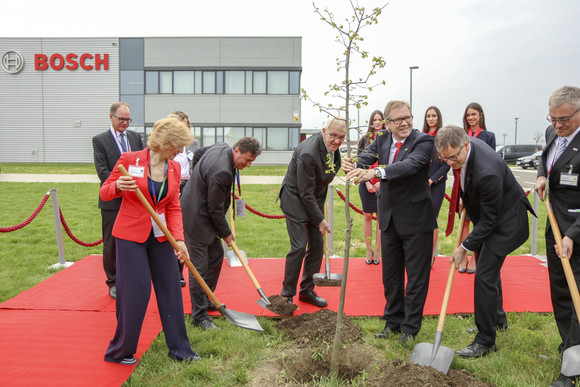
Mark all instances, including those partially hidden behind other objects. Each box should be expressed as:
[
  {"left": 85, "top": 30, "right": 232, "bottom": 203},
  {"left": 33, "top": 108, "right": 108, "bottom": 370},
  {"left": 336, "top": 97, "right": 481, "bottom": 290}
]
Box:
[
  {"left": 409, "top": 209, "right": 467, "bottom": 374},
  {"left": 313, "top": 205, "right": 342, "bottom": 284},
  {"left": 225, "top": 201, "right": 246, "bottom": 267},
  {"left": 117, "top": 165, "right": 264, "bottom": 332},
  {"left": 545, "top": 196, "right": 580, "bottom": 377}
]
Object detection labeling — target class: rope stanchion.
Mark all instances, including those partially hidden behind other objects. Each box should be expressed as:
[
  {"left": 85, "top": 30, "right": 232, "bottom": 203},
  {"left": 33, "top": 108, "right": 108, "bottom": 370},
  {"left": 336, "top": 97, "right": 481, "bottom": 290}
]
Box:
[
  {"left": 232, "top": 193, "right": 285, "bottom": 219},
  {"left": 0, "top": 192, "right": 51, "bottom": 232},
  {"left": 59, "top": 209, "right": 103, "bottom": 247},
  {"left": 335, "top": 187, "right": 377, "bottom": 221}
]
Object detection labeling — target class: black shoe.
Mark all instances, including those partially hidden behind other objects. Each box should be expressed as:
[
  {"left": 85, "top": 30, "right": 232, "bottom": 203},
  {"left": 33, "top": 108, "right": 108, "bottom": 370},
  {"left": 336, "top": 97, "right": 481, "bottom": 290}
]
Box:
[
  {"left": 194, "top": 319, "right": 220, "bottom": 331},
  {"left": 497, "top": 322, "right": 509, "bottom": 331},
  {"left": 109, "top": 286, "right": 116, "bottom": 300},
  {"left": 456, "top": 342, "right": 497, "bottom": 358},
  {"left": 399, "top": 332, "right": 416, "bottom": 344},
  {"left": 298, "top": 290, "right": 327, "bottom": 307},
  {"left": 550, "top": 374, "right": 578, "bottom": 387},
  {"left": 375, "top": 327, "right": 401, "bottom": 339}
]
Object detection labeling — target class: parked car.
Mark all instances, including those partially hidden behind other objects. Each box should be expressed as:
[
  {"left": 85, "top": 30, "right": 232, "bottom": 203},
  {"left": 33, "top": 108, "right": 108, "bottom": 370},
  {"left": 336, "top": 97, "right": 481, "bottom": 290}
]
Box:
[
  {"left": 533, "top": 158, "right": 540, "bottom": 169},
  {"left": 516, "top": 150, "right": 542, "bottom": 169},
  {"left": 496, "top": 144, "right": 541, "bottom": 164}
]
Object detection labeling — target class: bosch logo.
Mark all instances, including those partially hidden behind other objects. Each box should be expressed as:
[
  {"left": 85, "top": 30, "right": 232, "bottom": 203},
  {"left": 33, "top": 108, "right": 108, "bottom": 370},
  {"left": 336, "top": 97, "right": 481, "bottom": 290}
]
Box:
[
  {"left": 1, "top": 51, "right": 25, "bottom": 74},
  {"left": 35, "top": 53, "right": 109, "bottom": 71}
]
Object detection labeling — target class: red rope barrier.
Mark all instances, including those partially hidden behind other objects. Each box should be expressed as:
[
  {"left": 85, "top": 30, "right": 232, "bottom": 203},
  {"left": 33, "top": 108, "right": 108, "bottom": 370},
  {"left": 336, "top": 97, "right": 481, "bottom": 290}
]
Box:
[
  {"left": 0, "top": 192, "right": 51, "bottom": 232},
  {"left": 334, "top": 187, "right": 378, "bottom": 221},
  {"left": 233, "top": 194, "right": 285, "bottom": 219},
  {"left": 59, "top": 209, "right": 103, "bottom": 247}
]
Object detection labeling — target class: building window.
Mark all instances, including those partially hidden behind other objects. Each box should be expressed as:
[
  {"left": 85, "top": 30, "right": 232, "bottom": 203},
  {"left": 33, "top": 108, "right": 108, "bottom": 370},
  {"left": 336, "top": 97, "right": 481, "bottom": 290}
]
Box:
[
  {"left": 253, "top": 71, "right": 266, "bottom": 94},
  {"left": 266, "top": 127, "right": 289, "bottom": 150},
  {"left": 289, "top": 128, "right": 300, "bottom": 150},
  {"left": 194, "top": 71, "right": 202, "bottom": 94},
  {"left": 289, "top": 71, "right": 300, "bottom": 95},
  {"left": 145, "top": 71, "right": 158, "bottom": 94},
  {"left": 253, "top": 128, "right": 266, "bottom": 148},
  {"left": 202, "top": 127, "right": 216, "bottom": 145},
  {"left": 224, "top": 127, "right": 244, "bottom": 145},
  {"left": 120, "top": 71, "right": 144, "bottom": 94},
  {"left": 203, "top": 72, "right": 215, "bottom": 94},
  {"left": 225, "top": 71, "right": 245, "bottom": 94},
  {"left": 174, "top": 71, "right": 194, "bottom": 94},
  {"left": 268, "top": 71, "right": 288, "bottom": 94},
  {"left": 245, "top": 71, "right": 253, "bottom": 94},
  {"left": 160, "top": 72, "right": 173, "bottom": 94}
]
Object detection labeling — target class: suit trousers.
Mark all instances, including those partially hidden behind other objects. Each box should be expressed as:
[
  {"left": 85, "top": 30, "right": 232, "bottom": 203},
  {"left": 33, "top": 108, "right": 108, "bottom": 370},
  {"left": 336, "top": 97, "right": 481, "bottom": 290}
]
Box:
[
  {"left": 105, "top": 232, "right": 195, "bottom": 362},
  {"left": 187, "top": 236, "right": 224, "bottom": 323},
  {"left": 381, "top": 221, "right": 433, "bottom": 335},
  {"left": 546, "top": 231, "right": 580, "bottom": 351},
  {"left": 101, "top": 209, "right": 119, "bottom": 288},
  {"left": 472, "top": 244, "right": 506, "bottom": 346},
  {"left": 281, "top": 214, "right": 324, "bottom": 297}
]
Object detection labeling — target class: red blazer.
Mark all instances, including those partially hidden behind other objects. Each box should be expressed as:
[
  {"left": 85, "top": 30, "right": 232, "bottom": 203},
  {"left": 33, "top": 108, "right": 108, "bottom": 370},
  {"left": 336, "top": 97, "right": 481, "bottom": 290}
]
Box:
[{"left": 99, "top": 148, "right": 185, "bottom": 243}]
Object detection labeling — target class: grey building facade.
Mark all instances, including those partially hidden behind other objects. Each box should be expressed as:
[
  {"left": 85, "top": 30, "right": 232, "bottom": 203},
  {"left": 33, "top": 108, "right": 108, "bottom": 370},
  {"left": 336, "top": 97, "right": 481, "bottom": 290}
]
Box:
[{"left": 0, "top": 37, "right": 302, "bottom": 164}]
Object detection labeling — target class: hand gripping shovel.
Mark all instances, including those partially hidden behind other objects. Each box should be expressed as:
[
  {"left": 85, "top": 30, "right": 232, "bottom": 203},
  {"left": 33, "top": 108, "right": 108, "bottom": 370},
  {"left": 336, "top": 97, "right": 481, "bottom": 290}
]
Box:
[
  {"left": 545, "top": 196, "right": 580, "bottom": 377},
  {"left": 313, "top": 205, "right": 342, "bottom": 285},
  {"left": 117, "top": 165, "right": 263, "bottom": 332},
  {"left": 409, "top": 209, "right": 467, "bottom": 374}
]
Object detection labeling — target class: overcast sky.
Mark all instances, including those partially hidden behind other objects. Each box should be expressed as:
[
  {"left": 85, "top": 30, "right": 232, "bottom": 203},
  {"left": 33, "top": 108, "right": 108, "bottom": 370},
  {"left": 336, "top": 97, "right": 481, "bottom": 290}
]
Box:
[{"left": 3, "top": 0, "right": 579, "bottom": 145}]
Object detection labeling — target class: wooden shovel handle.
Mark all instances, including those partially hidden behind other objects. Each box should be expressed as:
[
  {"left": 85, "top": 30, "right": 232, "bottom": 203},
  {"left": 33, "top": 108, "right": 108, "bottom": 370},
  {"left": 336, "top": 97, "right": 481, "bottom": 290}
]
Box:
[
  {"left": 545, "top": 196, "right": 580, "bottom": 319},
  {"left": 230, "top": 241, "right": 263, "bottom": 290},
  {"left": 436, "top": 209, "right": 467, "bottom": 332},
  {"left": 117, "top": 164, "right": 222, "bottom": 308}
]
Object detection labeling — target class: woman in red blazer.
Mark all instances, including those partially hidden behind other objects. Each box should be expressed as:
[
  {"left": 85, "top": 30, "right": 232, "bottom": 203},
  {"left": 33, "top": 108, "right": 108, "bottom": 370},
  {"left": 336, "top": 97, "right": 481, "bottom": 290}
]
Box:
[{"left": 101, "top": 117, "right": 199, "bottom": 365}]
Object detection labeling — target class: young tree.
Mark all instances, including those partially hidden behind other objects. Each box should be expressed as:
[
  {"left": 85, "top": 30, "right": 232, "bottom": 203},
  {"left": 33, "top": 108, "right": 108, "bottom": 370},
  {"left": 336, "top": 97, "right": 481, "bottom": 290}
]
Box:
[{"left": 302, "top": 1, "right": 387, "bottom": 379}]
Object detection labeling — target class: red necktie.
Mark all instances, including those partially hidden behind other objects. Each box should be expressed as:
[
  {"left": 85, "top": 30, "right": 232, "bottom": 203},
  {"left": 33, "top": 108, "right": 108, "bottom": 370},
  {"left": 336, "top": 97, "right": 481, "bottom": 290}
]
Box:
[
  {"left": 445, "top": 169, "right": 461, "bottom": 236},
  {"left": 392, "top": 142, "right": 403, "bottom": 163}
]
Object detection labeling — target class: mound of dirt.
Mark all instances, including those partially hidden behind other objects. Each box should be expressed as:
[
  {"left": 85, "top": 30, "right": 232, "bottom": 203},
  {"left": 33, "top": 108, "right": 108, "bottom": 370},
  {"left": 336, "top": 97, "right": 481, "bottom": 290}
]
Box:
[{"left": 265, "top": 295, "right": 298, "bottom": 316}]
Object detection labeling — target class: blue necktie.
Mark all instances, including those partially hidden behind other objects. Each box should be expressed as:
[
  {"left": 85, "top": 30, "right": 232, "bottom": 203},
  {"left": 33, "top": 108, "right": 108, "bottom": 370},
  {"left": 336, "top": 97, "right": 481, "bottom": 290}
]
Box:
[{"left": 120, "top": 132, "right": 128, "bottom": 153}]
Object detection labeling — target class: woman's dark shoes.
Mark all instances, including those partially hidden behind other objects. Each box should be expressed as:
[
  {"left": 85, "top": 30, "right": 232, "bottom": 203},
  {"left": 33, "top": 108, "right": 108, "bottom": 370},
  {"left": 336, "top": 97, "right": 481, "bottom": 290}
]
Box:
[
  {"left": 455, "top": 342, "right": 497, "bottom": 358},
  {"left": 365, "top": 258, "right": 373, "bottom": 265},
  {"left": 458, "top": 266, "right": 467, "bottom": 273},
  {"left": 373, "top": 259, "right": 380, "bottom": 265},
  {"left": 298, "top": 290, "right": 327, "bottom": 307}
]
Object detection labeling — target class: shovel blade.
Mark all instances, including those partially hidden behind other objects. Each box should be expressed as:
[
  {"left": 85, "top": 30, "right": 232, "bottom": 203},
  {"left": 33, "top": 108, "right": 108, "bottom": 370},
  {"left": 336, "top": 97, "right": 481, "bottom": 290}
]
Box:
[
  {"left": 218, "top": 306, "right": 264, "bottom": 332},
  {"left": 225, "top": 250, "right": 242, "bottom": 267},
  {"left": 561, "top": 345, "right": 580, "bottom": 377},
  {"left": 409, "top": 342, "right": 454, "bottom": 374}
]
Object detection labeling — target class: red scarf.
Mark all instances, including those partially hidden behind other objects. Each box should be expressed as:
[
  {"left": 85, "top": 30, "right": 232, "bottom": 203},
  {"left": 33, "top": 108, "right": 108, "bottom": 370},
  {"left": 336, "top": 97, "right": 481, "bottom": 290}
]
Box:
[{"left": 468, "top": 127, "right": 483, "bottom": 138}]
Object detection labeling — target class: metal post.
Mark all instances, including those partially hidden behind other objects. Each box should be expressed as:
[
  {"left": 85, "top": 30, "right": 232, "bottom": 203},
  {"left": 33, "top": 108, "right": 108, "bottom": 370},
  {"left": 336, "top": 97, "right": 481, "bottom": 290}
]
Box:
[
  {"left": 531, "top": 190, "right": 539, "bottom": 256},
  {"left": 409, "top": 66, "right": 419, "bottom": 112},
  {"left": 328, "top": 185, "right": 337, "bottom": 257},
  {"left": 49, "top": 188, "right": 73, "bottom": 269},
  {"left": 514, "top": 117, "right": 519, "bottom": 144}
]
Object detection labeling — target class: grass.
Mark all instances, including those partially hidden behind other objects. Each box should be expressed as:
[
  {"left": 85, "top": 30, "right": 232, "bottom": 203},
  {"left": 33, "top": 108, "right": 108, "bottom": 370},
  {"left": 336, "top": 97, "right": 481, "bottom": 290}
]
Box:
[{"left": 0, "top": 164, "right": 559, "bottom": 386}]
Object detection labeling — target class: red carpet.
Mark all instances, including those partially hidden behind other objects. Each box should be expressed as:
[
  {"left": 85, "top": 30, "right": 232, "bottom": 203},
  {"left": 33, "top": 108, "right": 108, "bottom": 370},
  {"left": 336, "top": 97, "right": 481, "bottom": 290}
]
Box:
[{"left": 0, "top": 254, "right": 552, "bottom": 386}]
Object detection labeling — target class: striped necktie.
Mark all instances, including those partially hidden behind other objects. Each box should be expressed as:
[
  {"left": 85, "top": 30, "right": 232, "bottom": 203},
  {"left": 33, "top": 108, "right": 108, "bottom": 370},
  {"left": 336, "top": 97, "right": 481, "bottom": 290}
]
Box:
[
  {"left": 549, "top": 137, "right": 567, "bottom": 174},
  {"left": 119, "top": 132, "right": 128, "bottom": 153}
]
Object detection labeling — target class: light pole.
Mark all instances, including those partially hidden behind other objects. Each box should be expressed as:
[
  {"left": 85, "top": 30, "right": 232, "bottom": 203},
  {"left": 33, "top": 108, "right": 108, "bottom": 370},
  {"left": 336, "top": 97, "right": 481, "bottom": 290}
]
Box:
[
  {"left": 514, "top": 117, "right": 519, "bottom": 144},
  {"left": 409, "top": 66, "right": 419, "bottom": 112},
  {"left": 502, "top": 133, "right": 507, "bottom": 159}
]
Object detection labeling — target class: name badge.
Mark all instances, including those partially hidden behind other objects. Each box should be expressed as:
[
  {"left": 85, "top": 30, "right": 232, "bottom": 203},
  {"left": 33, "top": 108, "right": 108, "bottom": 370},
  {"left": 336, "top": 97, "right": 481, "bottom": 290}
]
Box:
[
  {"left": 151, "top": 212, "right": 167, "bottom": 238},
  {"left": 560, "top": 172, "right": 578, "bottom": 187},
  {"left": 128, "top": 165, "right": 145, "bottom": 178}
]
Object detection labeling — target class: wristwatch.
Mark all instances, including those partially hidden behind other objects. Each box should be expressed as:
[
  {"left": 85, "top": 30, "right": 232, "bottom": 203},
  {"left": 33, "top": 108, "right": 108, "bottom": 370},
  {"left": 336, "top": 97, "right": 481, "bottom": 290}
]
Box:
[{"left": 374, "top": 167, "right": 382, "bottom": 179}]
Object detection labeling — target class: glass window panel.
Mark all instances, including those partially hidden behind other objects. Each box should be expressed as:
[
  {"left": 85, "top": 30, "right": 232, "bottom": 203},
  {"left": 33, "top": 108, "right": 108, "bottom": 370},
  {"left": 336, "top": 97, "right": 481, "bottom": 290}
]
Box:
[
  {"left": 194, "top": 71, "right": 202, "bottom": 94},
  {"left": 289, "top": 71, "right": 300, "bottom": 95},
  {"left": 120, "top": 71, "right": 144, "bottom": 94},
  {"left": 245, "top": 71, "right": 252, "bottom": 94},
  {"left": 120, "top": 95, "right": 144, "bottom": 126},
  {"left": 289, "top": 128, "right": 300, "bottom": 150},
  {"left": 119, "top": 38, "right": 144, "bottom": 71},
  {"left": 268, "top": 71, "right": 288, "bottom": 94},
  {"left": 193, "top": 127, "right": 201, "bottom": 145},
  {"left": 216, "top": 71, "right": 224, "bottom": 94},
  {"left": 245, "top": 127, "right": 252, "bottom": 137},
  {"left": 253, "top": 128, "right": 266, "bottom": 148},
  {"left": 225, "top": 71, "right": 245, "bottom": 94},
  {"left": 224, "top": 127, "right": 244, "bottom": 146},
  {"left": 203, "top": 72, "right": 215, "bottom": 94},
  {"left": 267, "top": 127, "right": 288, "bottom": 150},
  {"left": 145, "top": 71, "right": 158, "bottom": 94},
  {"left": 253, "top": 71, "right": 266, "bottom": 94},
  {"left": 159, "top": 71, "right": 173, "bottom": 94},
  {"left": 202, "top": 127, "right": 216, "bottom": 146},
  {"left": 216, "top": 127, "right": 224, "bottom": 143},
  {"left": 174, "top": 71, "right": 194, "bottom": 94}
]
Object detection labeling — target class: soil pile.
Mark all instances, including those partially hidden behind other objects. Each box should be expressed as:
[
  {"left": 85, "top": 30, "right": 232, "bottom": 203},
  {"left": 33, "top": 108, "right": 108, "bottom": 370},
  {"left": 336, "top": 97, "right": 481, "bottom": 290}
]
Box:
[{"left": 266, "top": 295, "right": 298, "bottom": 316}]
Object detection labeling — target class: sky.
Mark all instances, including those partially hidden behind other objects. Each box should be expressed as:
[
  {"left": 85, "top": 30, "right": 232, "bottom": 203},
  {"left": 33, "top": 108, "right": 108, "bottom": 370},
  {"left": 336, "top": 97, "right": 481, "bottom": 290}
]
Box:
[{"left": 3, "top": 0, "right": 580, "bottom": 145}]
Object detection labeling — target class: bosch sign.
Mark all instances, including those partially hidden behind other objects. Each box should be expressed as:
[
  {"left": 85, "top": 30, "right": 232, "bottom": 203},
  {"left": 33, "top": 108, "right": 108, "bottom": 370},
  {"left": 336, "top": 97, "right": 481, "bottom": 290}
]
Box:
[{"left": 34, "top": 53, "right": 109, "bottom": 71}]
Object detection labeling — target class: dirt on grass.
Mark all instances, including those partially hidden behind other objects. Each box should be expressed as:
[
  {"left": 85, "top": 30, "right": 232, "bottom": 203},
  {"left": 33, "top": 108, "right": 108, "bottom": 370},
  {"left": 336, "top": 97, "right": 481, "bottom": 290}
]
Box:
[{"left": 249, "top": 309, "right": 492, "bottom": 386}]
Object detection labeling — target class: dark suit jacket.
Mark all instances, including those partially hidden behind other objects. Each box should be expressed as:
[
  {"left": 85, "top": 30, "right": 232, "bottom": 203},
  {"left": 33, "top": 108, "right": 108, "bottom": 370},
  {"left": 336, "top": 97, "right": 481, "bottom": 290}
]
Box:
[
  {"left": 537, "top": 125, "right": 580, "bottom": 243},
  {"left": 180, "top": 143, "right": 234, "bottom": 245},
  {"left": 461, "top": 137, "right": 534, "bottom": 255},
  {"left": 279, "top": 132, "right": 341, "bottom": 224},
  {"left": 93, "top": 129, "right": 144, "bottom": 210},
  {"left": 99, "top": 148, "right": 184, "bottom": 243},
  {"left": 471, "top": 130, "right": 496, "bottom": 150},
  {"left": 357, "top": 129, "right": 436, "bottom": 234}
]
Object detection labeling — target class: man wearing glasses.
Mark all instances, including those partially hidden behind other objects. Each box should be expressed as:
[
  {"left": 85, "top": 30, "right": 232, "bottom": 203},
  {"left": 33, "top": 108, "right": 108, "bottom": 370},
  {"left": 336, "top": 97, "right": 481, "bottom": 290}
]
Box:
[
  {"left": 278, "top": 116, "right": 345, "bottom": 308},
  {"left": 92, "top": 102, "right": 144, "bottom": 299},
  {"left": 344, "top": 101, "right": 435, "bottom": 343},
  {"left": 535, "top": 86, "right": 580, "bottom": 387},
  {"left": 435, "top": 125, "right": 533, "bottom": 359}
]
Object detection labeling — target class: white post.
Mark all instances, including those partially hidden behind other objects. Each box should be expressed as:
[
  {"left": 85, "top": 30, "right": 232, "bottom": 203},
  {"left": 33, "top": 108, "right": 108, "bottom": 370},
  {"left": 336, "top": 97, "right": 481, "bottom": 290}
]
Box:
[
  {"left": 328, "top": 185, "right": 338, "bottom": 257},
  {"left": 49, "top": 189, "right": 73, "bottom": 269},
  {"left": 531, "top": 190, "right": 539, "bottom": 256}
]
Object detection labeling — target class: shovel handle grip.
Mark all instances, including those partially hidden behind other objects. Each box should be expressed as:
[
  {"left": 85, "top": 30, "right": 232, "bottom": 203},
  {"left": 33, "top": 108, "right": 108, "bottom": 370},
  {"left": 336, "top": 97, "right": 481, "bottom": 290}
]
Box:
[
  {"left": 545, "top": 197, "right": 580, "bottom": 319},
  {"left": 117, "top": 164, "right": 222, "bottom": 308},
  {"left": 436, "top": 209, "right": 467, "bottom": 332}
]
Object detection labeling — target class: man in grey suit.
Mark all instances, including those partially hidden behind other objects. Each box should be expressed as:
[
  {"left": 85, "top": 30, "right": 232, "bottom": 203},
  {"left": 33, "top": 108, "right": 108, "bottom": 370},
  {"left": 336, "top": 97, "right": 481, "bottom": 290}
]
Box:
[
  {"left": 279, "top": 116, "right": 345, "bottom": 308},
  {"left": 181, "top": 137, "right": 262, "bottom": 330},
  {"left": 535, "top": 86, "right": 580, "bottom": 387},
  {"left": 437, "top": 125, "right": 534, "bottom": 358},
  {"left": 344, "top": 101, "right": 434, "bottom": 343},
  {"left": 92, "top": 102, "right": 144, "bottom": 299}
]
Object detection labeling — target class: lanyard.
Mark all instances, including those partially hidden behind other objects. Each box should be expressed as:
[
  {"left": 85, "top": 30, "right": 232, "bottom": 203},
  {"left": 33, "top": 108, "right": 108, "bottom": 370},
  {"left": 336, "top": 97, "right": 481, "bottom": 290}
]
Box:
[
  {"left": 148, "top": 158, "right": 168, "bottom": 209},
  {"left": 468, "top": 127, "right": 482, "bottom": 138}
]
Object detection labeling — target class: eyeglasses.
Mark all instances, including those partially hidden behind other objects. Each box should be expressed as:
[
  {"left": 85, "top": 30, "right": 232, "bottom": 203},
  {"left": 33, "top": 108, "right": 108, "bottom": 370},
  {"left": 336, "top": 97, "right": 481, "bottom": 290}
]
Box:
[
  {"left": 438, "top": 146, "right": 463, "bottom": 162},
  {"left": 387, "top": 116, "right": 413, "bottom": 125},
  {"left": 327, "top": 132, "right": 346, "bottom": 142},
  {"left": 546, "top": 108, "right": 579, "bottom": 124},
  {"left": 113, "top": 115, "right": 133, "bottom": 124}
]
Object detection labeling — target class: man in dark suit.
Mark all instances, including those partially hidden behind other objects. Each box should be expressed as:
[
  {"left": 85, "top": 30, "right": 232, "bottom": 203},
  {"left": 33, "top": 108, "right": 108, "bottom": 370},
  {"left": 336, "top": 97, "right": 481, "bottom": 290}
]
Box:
[
  {"left": 279, "top": 117, "right": 345, "bottom": 308},
  {"left": 92, "top": 102, "right": 144, "bottom": 299},
  {"left": 344, "top": 101, "right": 435, "bottom": 343},
  {"left": 436, "top": 125, "right": 534, "bottom": 358},
  {"left": 180, "top": 137, "right": 262, "bottom": 330},
  {"left": 535, "top": 86, "right": 580, "bottom": 387}
]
